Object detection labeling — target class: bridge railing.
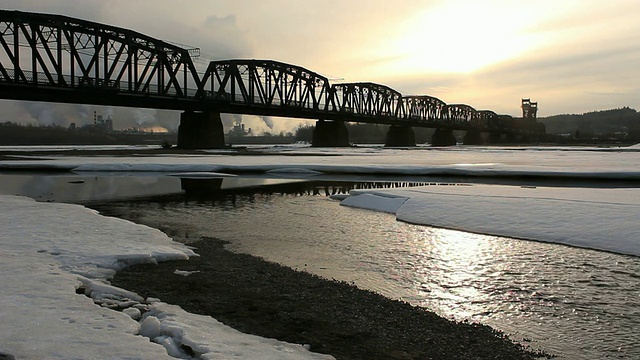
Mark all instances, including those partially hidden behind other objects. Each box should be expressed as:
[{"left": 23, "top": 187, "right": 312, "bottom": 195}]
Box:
[{"left": 0, "top": 68, "right": 203, "bottom": 98}]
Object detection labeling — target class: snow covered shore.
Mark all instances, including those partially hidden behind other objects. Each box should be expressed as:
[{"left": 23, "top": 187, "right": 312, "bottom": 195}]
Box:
[{"left": 0, "top": 195, "right": 332, "bottom": 360}]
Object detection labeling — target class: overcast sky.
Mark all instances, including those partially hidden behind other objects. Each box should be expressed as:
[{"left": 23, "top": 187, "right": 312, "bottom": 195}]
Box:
[{"left": 2, "top": 0, "right": 639, "bottom": 133}]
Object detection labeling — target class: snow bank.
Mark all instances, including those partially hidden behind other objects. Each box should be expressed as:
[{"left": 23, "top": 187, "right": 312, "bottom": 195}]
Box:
[
  {"left": 0, "top": 195, "right": 332, "bottom": 360},
  {"left": 2, "top": 146, "right": 640, "bottom": 180},
  {"left": 340, "top": 193, "right": 409, "bottom": 214},
  {"left": 342, "top": 185, "right": 640, "bottom": 257}
]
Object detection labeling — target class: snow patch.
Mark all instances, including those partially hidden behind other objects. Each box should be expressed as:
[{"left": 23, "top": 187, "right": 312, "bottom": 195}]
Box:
[
  {"left": 174, "top": 269, "right": 200, "bottom": 277},
  {"left": 266, "top": 167, "right": 324, "bottom": 175},
  {"left": 168, "top": 171, "right": 237, "bottom": 178},
  {"left": 340, "top": 193, "right": 409, "bottom": 214},
  {"left": 342, "top": 185, "right": 640, "bottom": 257},
  {"left": 0, "top": 195, "right": 334, "bottom": 360}
]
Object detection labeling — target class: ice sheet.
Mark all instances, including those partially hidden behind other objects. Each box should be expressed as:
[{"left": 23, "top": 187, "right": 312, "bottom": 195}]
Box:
[{"left": 342, "top": 184, "right": 640, "bottom": 256}]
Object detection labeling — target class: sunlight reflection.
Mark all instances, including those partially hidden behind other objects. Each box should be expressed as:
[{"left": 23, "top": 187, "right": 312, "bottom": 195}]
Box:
[{"left": 413, "top": 227, "right": 495, "bottom": 319}]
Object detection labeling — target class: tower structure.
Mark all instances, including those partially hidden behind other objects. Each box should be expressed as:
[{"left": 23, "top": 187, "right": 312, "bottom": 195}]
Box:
[{"left": 522, "top": 98, "right": 538, "bottom": 120}]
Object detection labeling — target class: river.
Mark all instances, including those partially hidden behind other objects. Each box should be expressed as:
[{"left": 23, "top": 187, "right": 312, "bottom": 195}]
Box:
[{"left": 1, "top": 144, "right": 638, "bottom": 359}]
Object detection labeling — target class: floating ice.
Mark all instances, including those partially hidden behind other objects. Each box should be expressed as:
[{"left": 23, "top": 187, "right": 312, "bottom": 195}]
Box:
[
  {"left": 342, "top": 184, "right": 640, "bottom": 256},
  {"left": 174, "top": 269, "right": 200, "bottom": 276}
]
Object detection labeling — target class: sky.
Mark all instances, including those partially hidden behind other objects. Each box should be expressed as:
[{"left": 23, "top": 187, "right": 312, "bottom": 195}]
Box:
[{"left": 1, "top": 0, "right": 639, "bottom": 133}]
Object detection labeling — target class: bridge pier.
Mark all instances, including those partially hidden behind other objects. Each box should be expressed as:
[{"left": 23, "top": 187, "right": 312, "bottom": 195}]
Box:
[
  {"left": 504, "top": 133, "right": 519, "bottom": 144},
  {"left": 177, "top": 111, "right": 226, "bottom": 149},
  {"left": 462, "top": 130, "right": 484, "bottom": 145},
  {"left": 385, "top": 125, "right": 416, "bottom": 147},
  {"left": 486, "top": 132, "right": 503, "bottom": 144},
  {"left": 312, "top": 120, "right": 350, "bottom": 147},
  {"left": 431, "top": 128, "right": 457, "bottom": 146}
]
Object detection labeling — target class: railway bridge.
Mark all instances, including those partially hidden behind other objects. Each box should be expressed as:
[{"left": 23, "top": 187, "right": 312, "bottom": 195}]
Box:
[{"left": 0, "top": 10, "right": 545, "bottom": 148}]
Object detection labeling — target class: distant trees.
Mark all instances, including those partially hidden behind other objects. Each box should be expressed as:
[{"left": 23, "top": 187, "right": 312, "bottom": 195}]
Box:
[
  {"left": 539, "top": 107, "right": 640, "bottom": 141},
  {"left": 0, "top": 121, "right": 175, "bottom": 145}
]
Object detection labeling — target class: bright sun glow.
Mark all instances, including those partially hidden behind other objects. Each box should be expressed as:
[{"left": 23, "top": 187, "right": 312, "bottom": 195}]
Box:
[{"left": 377, "top": 2, "right": 547, "bottom": 75}]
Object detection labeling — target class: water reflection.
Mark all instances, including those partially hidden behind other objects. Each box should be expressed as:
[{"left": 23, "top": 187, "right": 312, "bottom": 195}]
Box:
[
  {"left": 0, "top": 173, "right": 184, "bottom": 203},
  {"left": 179, "top": 177, "right": 435, "bottom": 201},
  {"left": 417, "top": 229, "right": 492, "bottom": 319},
  {"left": 0, "top": 172, "right": 437, "bottom": 204}
]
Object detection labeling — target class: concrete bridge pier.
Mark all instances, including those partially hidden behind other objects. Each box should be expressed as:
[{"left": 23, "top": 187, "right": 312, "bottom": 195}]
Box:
[
  {"left": 504, "top": 133, "right": 519, "bottom": 144},
  {"left": 385, "top": 125, "right": 416, "bottom": 147},
  {"left": 312, "top": 119, "right": 350, "bottom": 147},
  {"left": 431, "top": 128, "right": 457, "bottom": 146},
  {"left": 486, "top": 132, "right": 503, "bottom": 144},
  {"left": 462, "top": 130, "right": 484, "bottom": 145},
  {"left": 177, "top": 111, "right": 226, "bottom": 149}
]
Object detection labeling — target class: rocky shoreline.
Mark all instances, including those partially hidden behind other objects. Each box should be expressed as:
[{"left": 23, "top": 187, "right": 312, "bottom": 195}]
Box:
[{"left": 111, "top": 237, "right": 551, "bottom": 360}]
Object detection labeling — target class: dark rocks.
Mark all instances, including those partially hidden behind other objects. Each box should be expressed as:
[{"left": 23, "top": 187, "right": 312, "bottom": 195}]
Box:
[{"left": 112, "top": 238, "right": 549, "bottom": 360}]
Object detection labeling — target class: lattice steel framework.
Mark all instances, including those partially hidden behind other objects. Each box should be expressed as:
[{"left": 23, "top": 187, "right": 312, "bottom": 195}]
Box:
[
  {"left": 476, "top": 110, "right": 500, "bottom": 129},
  {"left": 199, "top": 59, "right": 330, "bottom": 116},
  {"left": 399, "top": 95, "right": 446, "bottom": 123},
  {"left": 441, "top": 104, "right": 476, "bottom": 126},
  {"left": 329, "top": 82, "right": 402, "bottom": 119},
  {"left": 0, "top": 10, "right": 200, "bottom": 107}
]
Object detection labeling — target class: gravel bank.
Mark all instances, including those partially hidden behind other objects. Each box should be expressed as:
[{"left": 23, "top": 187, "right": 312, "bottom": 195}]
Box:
[{"left": 111, "top": 237, "right": 550, "bottom": 360}]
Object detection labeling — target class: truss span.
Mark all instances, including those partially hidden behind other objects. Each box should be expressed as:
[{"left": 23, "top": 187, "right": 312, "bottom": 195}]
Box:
[
  {"left": 329, "top": 82, "right": 403, "bottom": 120},
  {"left": 198, "top": 59, "right": 330, "bottom": 117},
  {"left": 0, "top": 9, "right": 201, "bottom": 109},
  {"left": 399, "top": 95, "right": 447, "bottom": 123}
]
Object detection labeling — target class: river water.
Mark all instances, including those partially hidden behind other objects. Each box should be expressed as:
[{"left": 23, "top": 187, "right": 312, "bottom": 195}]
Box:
[
  {"left": 1, "top": 144, "right": 639, "bottom": 359},
  {"left": 84, "top": 177, "right": 637, "bottom": 360}
]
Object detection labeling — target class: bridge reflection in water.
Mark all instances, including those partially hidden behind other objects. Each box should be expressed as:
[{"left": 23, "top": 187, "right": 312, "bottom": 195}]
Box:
[{"left": 178, "top": 178, "right": 433, "bottom": 204}]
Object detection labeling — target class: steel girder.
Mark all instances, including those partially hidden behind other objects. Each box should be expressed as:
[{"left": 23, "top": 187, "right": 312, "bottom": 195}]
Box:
[
  {"left": 400, "top": 95, "right": 446, "bottom": 123},
  {"left": 330, "top": 82, "right": 402, "bottom": 119},
  {"left": 199, "top": 59, "right": 330, "bottom": 113},
  {"left": 476, "top": 110, "right": 499, "bottom": 129},
  {"left": 442, "top": 104, "right": 476, "bottom": 127},
  {"left": 0, "top": 10, "right": 199, "bottom": 101}
]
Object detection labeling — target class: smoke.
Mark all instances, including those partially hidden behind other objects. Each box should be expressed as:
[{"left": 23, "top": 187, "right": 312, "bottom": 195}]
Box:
[
  {"left": 23, "top": 103, "right": 54, "bottom": 126},
  {"left": 21, "top": 102, "right": 87, "bottom": 127},
  {"left": 5, "top": 101, "right": 180, "bottom": 131},
  {"left": 6, "top": 100, "right": 313, "bottom": 135},
  {"left": 261, "top": 116, "right": 274, "bottom": 129},
  {"left": 132, "top": 108, "right": 156, "bottom": 127}
]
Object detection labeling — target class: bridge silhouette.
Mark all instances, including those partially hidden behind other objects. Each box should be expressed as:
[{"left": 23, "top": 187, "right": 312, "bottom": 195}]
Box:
[{"left": 0, "top": 10, "right": 545, "bottom": 147}]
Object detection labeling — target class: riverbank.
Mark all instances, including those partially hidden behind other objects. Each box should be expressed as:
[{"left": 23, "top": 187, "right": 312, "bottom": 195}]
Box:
[{"left": 110, "top": 235, "right": 549, "bottom": 360}]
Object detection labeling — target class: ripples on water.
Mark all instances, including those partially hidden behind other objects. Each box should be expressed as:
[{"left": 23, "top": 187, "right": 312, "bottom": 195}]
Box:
[{"left": 104, "top": 184, "right": 639, "bottom": 359}]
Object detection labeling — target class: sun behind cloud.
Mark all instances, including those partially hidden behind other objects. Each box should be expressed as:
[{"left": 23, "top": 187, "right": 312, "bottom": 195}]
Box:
[{"left": 355, "top": 0, "right": 585, "bottom": 79}]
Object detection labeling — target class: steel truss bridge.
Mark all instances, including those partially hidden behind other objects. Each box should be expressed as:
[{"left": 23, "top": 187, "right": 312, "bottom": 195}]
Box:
[{"left": 0, "top": 10, "right": 543, "bottom": 136}]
